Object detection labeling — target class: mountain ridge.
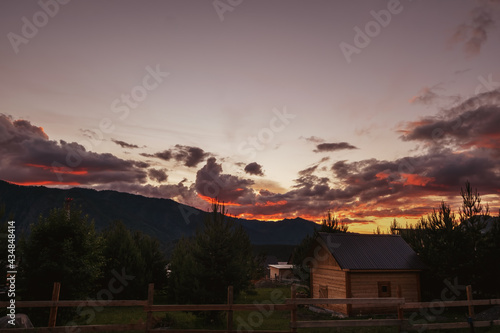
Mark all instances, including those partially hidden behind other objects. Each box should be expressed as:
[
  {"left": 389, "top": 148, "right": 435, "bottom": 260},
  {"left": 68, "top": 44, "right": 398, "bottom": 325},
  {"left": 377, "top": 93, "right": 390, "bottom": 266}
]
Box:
[{"left": 0, "top": 180, "right": 317, "bottom": 254}]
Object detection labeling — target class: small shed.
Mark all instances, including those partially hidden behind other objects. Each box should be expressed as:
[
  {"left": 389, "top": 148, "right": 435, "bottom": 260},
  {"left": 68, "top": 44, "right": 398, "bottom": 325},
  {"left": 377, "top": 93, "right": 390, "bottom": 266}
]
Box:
[
  {"left": 309, "top": 232, "right": 426, "bottom": 316},
  {"left": 269, "top": 262, "right": 293, "bottom": 281}
]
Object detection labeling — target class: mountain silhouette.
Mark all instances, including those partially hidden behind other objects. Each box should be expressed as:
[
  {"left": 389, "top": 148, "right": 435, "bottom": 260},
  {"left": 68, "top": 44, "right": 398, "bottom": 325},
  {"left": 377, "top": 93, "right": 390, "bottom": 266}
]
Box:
[{"left": 0, "top": 180, "right": 317, "bottom": 255}]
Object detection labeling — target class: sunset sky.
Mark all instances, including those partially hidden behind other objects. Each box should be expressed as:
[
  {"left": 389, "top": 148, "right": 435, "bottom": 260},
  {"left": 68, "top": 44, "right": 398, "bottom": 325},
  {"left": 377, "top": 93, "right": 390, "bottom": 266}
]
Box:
[{"left": 1, "top": 0, "right": 499, "bottom": 232}]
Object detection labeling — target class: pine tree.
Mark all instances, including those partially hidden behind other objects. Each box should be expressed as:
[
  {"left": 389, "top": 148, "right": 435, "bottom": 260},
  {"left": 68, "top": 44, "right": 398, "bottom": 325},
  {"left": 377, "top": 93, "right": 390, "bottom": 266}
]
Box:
[
  {"left": 168, "top": 202, "right": 254, "bottom": 306},
  {"left": 101, "top": 221, "right": 167, "bottom": 299},
  {"left": 20, "top": 205, "right": 104, "bottom": 301}
]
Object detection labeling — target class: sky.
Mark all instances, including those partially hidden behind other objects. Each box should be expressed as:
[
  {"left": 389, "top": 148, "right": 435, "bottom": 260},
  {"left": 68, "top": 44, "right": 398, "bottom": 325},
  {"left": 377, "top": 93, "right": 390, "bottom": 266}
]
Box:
[{"left": 1, "top": 0, "right": 499, "bottom": 233}]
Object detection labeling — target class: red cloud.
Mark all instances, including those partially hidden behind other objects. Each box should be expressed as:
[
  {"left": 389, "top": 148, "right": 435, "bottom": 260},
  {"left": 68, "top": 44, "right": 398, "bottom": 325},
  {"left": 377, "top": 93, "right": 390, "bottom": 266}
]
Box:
[
  {"left": 255, "top": 200, "right": 287, "bottom": 207},
  {"left": 401, "top": 173, "right": 435, "bottom": 186},
  {"left": 9, "top": 180, "right": 80, "bottom": 186},
  {"left": 197, "top": 193, "right": 242, "bottom": 206},
  {"left": 26, "top": 163, "right": 88, "bottom": 175}
]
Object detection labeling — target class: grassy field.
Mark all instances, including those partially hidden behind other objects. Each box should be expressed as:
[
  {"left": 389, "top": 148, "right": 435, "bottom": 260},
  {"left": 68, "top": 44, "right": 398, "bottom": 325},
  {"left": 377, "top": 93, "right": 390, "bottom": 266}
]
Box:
[{"left": 65, "top": 285, "right": 500, "bottom": 333}]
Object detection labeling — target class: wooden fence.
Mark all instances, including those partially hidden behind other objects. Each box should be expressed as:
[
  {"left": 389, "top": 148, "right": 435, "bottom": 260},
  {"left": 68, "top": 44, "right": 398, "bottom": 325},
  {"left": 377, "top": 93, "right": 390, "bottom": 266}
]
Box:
[{"left": 1, "top": 283, "right": 499, "bottom": 332}]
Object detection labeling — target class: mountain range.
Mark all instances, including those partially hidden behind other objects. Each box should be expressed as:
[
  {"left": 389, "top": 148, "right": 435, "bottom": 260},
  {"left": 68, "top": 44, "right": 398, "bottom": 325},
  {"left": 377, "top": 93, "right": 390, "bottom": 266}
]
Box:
[{"left": 0, "top": 180, "right": 317, "bottom": 256}]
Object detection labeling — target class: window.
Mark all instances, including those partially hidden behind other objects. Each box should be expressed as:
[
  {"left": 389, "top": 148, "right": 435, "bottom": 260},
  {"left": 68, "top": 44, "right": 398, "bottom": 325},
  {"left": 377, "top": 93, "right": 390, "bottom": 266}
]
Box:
[
  {"left": 319, "top": 285, "right": 328, "bottom": 298},
  {"left": 378, "top": 281, "right": 391, "bottom": 297}
]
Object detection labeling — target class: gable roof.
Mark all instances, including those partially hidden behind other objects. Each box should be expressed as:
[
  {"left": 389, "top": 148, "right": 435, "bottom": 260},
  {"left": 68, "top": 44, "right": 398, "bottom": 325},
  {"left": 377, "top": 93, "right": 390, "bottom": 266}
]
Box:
[{"left": 317, "top": 232, "right": 426, "bottom": 270}]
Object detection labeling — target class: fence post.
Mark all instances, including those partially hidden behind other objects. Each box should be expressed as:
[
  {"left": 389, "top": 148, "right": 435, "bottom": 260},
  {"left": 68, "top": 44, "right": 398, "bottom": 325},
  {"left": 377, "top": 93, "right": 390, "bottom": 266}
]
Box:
[
  {"left": 48, "top": 282, "right": 61, "bottom": 327},
  {"left": 227, "top": 286, "right": 234, "bottom": 331},
  {"left": 145, "top": 283, "right": 154, "bottom": 333},
  {"left": 397, "top": 284, "right": 404, "bottom": 332},
  {"left": 466, "top": 285, "right": 474, "bottom": 317},
  {"left": 290, "top": 284, "right": 297, "bottom": 333}
]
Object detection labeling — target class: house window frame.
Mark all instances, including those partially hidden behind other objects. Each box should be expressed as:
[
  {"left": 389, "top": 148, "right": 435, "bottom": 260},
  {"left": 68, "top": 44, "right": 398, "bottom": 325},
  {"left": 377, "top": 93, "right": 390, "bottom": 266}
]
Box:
[{"left": 378, "top": 281, "right": 391, "bottom": 297}]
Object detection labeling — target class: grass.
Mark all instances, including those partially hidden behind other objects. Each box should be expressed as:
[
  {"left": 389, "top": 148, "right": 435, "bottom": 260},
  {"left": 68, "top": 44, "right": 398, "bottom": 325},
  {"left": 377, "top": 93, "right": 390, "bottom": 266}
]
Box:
[{"left": 53, "top": 286, "right": 500, "bottom": 332}]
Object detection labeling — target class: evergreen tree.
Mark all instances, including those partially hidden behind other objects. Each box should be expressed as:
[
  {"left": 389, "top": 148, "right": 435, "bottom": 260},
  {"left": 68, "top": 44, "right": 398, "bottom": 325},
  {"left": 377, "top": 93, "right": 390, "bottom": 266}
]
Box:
[
  {"left": 16, "top": 202, "right": 104, "bottom": 325},
  {"left": 400, "top": 181, "right": 498, "bottom": 299},
  {"left": 133, "top": 230, "right": 168, "bottom": 290},
  {"left": 319, "top": 210, "right": 348, "bottom": 233},
  {"left": 168, "top": 202, "right": 254, "bottom": 307},
  {"left": 100, "top": 221, "right": 167, "bottom": 299},
  {"left": 19, "top": 204, "right": 104, "bottom": 301}
]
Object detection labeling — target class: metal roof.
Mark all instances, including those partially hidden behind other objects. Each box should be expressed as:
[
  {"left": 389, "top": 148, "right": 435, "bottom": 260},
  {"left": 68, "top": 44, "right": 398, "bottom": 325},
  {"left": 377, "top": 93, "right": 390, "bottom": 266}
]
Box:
[
  {"left": 317, "top": 232, "right": 426, "bottom": 270},
  {"left": 268, "top": 264, "right": 293, "bottom": 269}
]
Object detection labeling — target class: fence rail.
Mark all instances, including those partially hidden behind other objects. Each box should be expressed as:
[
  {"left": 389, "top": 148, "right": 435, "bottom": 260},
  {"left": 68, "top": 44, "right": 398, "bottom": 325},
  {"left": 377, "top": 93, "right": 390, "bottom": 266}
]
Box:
[{"left": 1, "top": 283, "right": 499, "bottom": 332}]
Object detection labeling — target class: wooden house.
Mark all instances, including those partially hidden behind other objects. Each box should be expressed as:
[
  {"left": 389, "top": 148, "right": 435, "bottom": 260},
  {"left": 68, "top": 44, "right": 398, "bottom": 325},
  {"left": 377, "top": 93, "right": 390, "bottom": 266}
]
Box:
[{"left": 309, "top": 232, "right": 426, "bottom": 316}]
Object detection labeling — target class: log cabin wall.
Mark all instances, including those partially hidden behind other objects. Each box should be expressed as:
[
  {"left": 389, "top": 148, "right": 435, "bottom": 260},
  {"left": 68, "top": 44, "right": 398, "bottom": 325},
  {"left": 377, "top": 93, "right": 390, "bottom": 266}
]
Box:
[
  {"left": 310, "top": 245, "right": 348, "bottom": 314},
  {"left": 349, "top": 271, "right": 420, "bottom": 314}
]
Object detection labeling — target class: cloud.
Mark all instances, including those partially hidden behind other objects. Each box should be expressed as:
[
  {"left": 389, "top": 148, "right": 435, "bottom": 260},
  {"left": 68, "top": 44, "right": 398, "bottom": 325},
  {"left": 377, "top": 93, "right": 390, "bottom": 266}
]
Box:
[
  {"left": 342, "top": 218, "right": 375, "bottom": 225},
  {"left": 141, "top": 150, "right": 173, "bottom": 161},
  {"left": 450, "top": 2, "right": 500, "bottom": 57},
  {"left": 172, "top": 145, "right": 209, "bottom": 167},
  {"left": 4, "top": 81, "right": 500, "bottom": 226},
  {"left": 409, "top": 86, "right": 440, "bottom": 105},
  {"left": 148, "top": 168, "right": 168, "bottom": 183},
  {"left": 141, "top": 145, "right": 209, "bottom": 167},
  {"left": 112, "top": 139, "right": 140, "bottom": 149},
  {"left": 194, "top": 157, "right": 255, "bottom": 203},
  {"left": 401, "top": 89, "right": 500, "bottom": 151},
  {"left": 301, "top": 136, "right": 325, "bottom": 143},
  {"left": 244, "top": 162, "right": 264, "bottom": 176},
  {"left": 0, "top": 114, "right": 147, "bottom": 186},
  {"left": 314, "top": 142, "right": 358, "bottom": 152}
]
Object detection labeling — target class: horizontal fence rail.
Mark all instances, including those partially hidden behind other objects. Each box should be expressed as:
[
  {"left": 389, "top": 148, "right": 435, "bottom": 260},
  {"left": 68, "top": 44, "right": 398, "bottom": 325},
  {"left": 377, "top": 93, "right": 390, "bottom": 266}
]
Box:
[
  {"left": 1, "top": 282, "right": 499, "bottom": 332},
  {"left": 402, "top": 298, "right": 500, "bottom": 309},
  {"left": 285, "top": 297, "right": 405, "bottom": 305},
  {"left": 292, "top": 319, "right": 404, "bottom": 328},
  {"left": 146, "top": 303, "right": 294, "bottom": 312},
  {"left": 0, "top": 299, "right": 147, "bottom": 308}
]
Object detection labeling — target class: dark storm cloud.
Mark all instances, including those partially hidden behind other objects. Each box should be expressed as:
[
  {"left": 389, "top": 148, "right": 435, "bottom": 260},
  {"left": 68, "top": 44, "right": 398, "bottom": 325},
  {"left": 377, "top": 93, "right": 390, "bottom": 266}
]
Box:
[
  {"left": 148, "top": 168, "right": 168, "bottom": 183},
  {"left": 172, "top": 145, "right": 209, "bottom": 167},
  {"left": 224, "top": 144, "right": 500, "bottom": 221},
  {"left": 314, "top": 142, "right": 358, "bottom": 152},
  {"left": 401, "top": 89, "right": 500, "bottom": 151},
  {"left": 0, "top": 114, "right": 147, "bottom": 185},
  {"left": 112, "top": 139, "right": 140, "bottom": 149},
  {"left": 244, "top": 162, "right": 264, "bottom": 176},
  {"left": 195, "top": 157, "right": 254, "bottom": 203}
]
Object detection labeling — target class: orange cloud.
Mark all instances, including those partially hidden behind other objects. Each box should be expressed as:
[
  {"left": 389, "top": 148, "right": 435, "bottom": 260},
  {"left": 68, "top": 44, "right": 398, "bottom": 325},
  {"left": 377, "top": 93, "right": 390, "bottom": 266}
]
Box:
[
  {"left": 462, "top": 133, "right": 500, "bottom": 150},
  {"left": 197, "top": 193, "right": 241, "bottom": 206},
  {"left": 255, "top": 200, "right": 287, "bottom": 207},
  {"left": 375, "top": 172, "right": 390, "bottom": 180},
  {"left": 401, "top": 173, "right": 434, "bottom": 186},
  {"left": 9, "top": 181, "right": 80, "bottom": 186},
  {"left": 26, "top": 163, "right": 88, "bottom": 175}
]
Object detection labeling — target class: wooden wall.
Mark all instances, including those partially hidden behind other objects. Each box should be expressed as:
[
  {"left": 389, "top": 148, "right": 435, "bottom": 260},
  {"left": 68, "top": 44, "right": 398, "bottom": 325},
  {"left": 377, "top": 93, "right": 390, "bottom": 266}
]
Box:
[
  {"left": 310, "top": 242, "right": 422, "bottom": 316},
  {"left": 310, "top": 245, "right": 348, "bottom": 314},
  {"left": 349, "top": 271, "right": 420, "bottom": 315}
]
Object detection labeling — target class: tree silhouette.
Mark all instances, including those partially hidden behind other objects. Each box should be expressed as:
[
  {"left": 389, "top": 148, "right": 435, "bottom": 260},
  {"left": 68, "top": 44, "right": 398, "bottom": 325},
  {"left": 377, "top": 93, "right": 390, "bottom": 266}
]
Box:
[
  {"left": 168, "top": 201, "right": 254, "bottom": 322},
  {"left": 100, "top": 221, "right": 167, "bottom": 299},
  {"left": 400, "top": 181, "right": 499, "bottom": 298}
]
